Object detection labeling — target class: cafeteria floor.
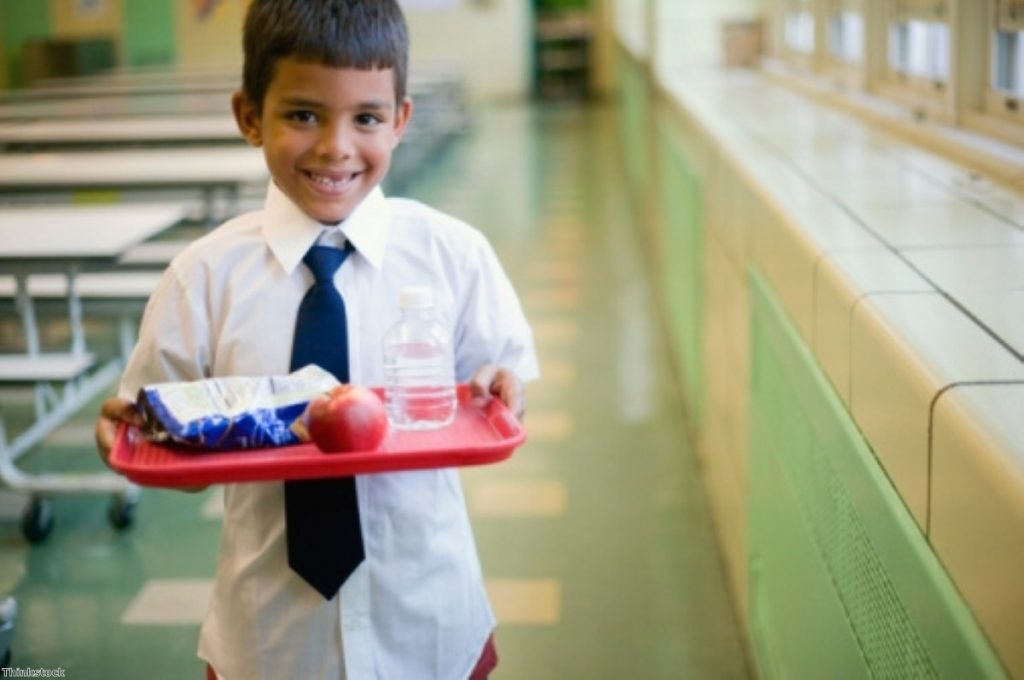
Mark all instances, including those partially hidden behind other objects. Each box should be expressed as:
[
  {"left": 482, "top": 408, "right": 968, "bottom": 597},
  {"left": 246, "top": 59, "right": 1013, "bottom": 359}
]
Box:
[{"left": 1, "top": 101, "right": 751, "bottom": 679}]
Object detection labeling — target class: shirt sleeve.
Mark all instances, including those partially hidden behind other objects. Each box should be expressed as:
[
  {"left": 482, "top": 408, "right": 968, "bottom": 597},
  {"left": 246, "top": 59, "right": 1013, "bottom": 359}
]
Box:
[
  {"left": 452, "top": 231, "right": 540, "bottom": 384},
  {"left": 117, "top": 262, "right": 213, "bottom": 400}
]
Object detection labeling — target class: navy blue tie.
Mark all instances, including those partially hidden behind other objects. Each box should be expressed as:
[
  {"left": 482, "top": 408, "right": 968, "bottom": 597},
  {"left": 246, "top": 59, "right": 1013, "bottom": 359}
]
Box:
[{"left": 285, "top": 243, "right": 364, "bottom": 600}]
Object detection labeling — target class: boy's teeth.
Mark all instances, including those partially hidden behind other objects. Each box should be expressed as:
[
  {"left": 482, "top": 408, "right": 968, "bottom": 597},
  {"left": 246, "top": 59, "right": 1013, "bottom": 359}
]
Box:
[{"left": 310, "top": 172, "right": 349, "bottom": 188}]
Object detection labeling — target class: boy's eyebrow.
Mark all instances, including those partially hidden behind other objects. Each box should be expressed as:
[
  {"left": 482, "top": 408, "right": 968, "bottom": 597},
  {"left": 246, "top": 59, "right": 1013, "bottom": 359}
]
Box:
[
  {"left": 279, "top": 96, "right": 391, "bottom": 110},
  {"left": 279, "top": 96, "right": 324, "bottom": 108}
]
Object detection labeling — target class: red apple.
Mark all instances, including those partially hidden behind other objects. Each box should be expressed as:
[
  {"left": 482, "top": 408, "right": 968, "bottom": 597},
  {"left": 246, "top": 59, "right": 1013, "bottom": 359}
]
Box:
[{"left": 306, "top": 385, "right": 388, "bottom": 453}]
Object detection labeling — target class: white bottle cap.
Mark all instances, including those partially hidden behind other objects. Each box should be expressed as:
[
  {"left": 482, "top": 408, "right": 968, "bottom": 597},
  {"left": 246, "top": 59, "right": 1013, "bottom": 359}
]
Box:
[{"left": 399, "top": 285, "right": 434, "bottom": 310}]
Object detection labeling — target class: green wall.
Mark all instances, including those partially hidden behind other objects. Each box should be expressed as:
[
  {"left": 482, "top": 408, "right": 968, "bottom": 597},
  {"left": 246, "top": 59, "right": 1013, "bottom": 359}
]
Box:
[
  {"left": 616, "top": 52, "right": 649, "bottom": 212},
  {"left": 1, "top": 0, "right": 50, "bottom": 88},
  {"left": 747, "top": 268, "right": 1005, "bottom": 679},
  {"left": 613, "top": 40, "right": 1009, "bottom": 679},
  {"left": 655, "top": 121, "right": 703, "bottom": 422},
  {"left": 0, "top": 0, "right": 175, "bottom": 88},
  {"left": 535, "top": 0, "right": 589, "bottom": 9},
  {"left": 122, "top": 0, "right": 175, "bottom": 67}
]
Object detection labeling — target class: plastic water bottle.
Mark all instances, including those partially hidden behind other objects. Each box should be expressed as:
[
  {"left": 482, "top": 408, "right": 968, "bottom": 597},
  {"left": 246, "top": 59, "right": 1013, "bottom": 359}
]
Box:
[{"left": 383, "top": 286, "right": 457, "bottom": 430}]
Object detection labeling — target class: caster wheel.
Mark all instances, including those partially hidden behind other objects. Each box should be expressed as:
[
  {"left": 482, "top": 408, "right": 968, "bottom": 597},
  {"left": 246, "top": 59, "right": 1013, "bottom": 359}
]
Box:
[
  {"left": 108, "top": 494, "right": 137, "bottom": 531},
  {"left": 21, "top": 497, "right": 54, "bottom": 545},
  {"left": 0, "top": 596, "right": 17, "bottom": 624}
]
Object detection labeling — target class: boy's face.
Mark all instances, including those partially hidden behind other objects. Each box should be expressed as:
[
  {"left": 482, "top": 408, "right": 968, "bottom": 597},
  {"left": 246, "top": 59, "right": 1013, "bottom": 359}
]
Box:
[{"left": 233, "top": 57, "right": 412, "bottom": 224}]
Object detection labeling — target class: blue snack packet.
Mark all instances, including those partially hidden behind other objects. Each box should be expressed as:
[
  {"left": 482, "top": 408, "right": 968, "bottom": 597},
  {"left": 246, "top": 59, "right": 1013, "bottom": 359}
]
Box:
[{"left": 137, "top": 365, "right": 340, "bottom": 450}]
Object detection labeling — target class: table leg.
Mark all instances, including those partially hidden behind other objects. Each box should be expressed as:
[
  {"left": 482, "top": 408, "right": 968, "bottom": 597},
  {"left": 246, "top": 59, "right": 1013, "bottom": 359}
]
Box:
[
  {"left": 228, "top": 184, "right": 240, "bottom": 219},
  {"left": 203, "top": 187, "right": 215, "bottom": 226},
  {"left": 14, "top": 273, "right": 39, "bottom": 356},
  {"left": 66, "top": 266, "right": 86, "bottom": 356}
]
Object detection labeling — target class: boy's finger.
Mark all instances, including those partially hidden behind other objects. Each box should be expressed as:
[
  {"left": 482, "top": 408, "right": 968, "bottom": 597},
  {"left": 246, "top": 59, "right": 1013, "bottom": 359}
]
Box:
[
  {"left": 95, "top": 412, "right": 128, "bottom": 465},
  {"left": 96, "top": 399, "right": 143, "bottom": 466},
  {"left": 468, "top": 366, "right": 525, "bottom": 418},
  {"left": 468, "top": 364, "right": 499, "bottom": 400},
  {"left": 476, "top": 367, "right": 524, "bottom": 419},
  {"left": 492, "top": 369, "right": 525, "bottom": 419},
  {"left": 94, "top": 418, "right": 117, "bottom": 464},
  {"left": 101, "top": 398, "right": 144, "bottom": 426}
]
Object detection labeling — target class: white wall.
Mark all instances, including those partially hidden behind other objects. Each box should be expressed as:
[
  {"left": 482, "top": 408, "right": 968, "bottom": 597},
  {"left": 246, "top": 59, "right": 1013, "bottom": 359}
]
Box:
[
  {"left": 612, "top": 0, "right": 649, "bottom": 59},
  {"left": 402, "top": 0, "right": 532, "bottom": 102},
  {"left": 652, "top": 0, "right": 763, "bottom": 76}
]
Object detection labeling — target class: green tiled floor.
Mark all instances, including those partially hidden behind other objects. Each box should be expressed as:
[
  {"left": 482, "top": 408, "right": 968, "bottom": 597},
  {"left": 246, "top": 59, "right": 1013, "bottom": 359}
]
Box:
[{"left": 1, "top": 102, "right": 749, "bottom": 679}]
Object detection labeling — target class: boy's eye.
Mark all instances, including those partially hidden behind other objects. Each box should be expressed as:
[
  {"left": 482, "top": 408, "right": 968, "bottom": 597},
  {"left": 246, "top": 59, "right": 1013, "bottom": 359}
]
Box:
[
  {"left": 356, "top": 113, "right": 383, "bottom": 127},
  {"left": 287, "top": 110, "right": 318, "bottom": 124}
]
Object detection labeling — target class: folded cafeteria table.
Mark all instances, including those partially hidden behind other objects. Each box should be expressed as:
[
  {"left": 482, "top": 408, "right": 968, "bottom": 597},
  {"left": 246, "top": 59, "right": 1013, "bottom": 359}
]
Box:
[
  {"left": 0, "top": 114, "right": 242, "bottom": 149},
  {"left": 0, "top": 202, "right": 189, "bottom": 543},
  {"left": 0, "top": 145, "right": 268, "bottom": 220}
]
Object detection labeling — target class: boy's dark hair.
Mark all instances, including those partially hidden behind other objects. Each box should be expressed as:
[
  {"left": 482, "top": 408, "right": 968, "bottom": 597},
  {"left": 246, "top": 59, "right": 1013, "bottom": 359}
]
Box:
[{"left": 241, "top": 0, "right": 409, "bottom": 112}]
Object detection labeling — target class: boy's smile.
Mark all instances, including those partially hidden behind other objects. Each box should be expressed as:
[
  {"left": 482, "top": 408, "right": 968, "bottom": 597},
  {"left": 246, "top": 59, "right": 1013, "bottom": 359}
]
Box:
[{"left": 233, "top": 57, "right": 412, "bottom": 224}]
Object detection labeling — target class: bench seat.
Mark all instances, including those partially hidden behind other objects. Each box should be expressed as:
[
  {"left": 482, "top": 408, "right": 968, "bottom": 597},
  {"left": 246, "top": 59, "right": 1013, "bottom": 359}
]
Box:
[
  {"left": 0, "top": 271, "right": 162, "bottom": 300},
  {"left": 0, "top": 353, "right": 95, "bottom": 383},
  {"left": 116, "top": 240, "right": 188, "bottom": 266}
]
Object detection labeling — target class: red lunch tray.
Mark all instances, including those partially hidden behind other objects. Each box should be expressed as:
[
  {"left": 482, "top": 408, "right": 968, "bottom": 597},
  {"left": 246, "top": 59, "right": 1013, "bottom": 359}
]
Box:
[{"left": 110, "top": 385, "right": 525, "bottom": 488}]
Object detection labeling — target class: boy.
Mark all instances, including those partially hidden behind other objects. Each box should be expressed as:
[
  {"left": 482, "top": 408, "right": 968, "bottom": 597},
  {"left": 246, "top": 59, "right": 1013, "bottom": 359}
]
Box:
[{"left": 94, "top": 1, "right": 537, "bottom": 677}]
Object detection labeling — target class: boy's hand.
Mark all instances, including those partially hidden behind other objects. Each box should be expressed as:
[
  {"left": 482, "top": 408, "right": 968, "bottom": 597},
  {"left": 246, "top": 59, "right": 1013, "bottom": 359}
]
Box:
[
  {"left": 95, "top": 397, "right": 208, "bottom": 493},
  {"left": 95, "top": 397, "right": 143, "bottom": 467},
  {"left": 468, "top": 365, "right": 525, "bottom": 420}
]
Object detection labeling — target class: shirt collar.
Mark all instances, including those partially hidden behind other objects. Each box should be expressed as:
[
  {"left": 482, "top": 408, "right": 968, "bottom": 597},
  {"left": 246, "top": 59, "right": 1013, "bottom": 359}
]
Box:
[{"left": 262, "top": 181, "right": 391, "bottom": 274}]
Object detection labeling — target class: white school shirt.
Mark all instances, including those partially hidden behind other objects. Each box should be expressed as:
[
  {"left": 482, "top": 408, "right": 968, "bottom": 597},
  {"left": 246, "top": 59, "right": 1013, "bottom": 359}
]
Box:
[{"left": 119, "top": 182, "right": 538, "bottom": 679}]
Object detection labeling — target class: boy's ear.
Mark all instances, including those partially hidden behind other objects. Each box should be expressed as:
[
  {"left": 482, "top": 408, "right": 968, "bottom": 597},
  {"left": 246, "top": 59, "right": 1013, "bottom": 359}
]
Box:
[
  {"left": 391, "top": 96, "right": 414, "bottom": 147},
  {"left": 232, "top": 91, "right": 263, "bottom": 147}
]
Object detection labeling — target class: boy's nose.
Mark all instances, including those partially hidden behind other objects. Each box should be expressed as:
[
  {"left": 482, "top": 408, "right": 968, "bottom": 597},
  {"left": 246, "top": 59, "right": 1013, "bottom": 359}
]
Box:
[{"left": 315, "top": 122, "right": 353, "bottom": 159}]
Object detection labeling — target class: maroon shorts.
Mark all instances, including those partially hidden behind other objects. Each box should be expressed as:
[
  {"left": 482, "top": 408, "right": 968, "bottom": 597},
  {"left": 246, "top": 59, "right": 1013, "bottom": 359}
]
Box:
[
  {"left": 206, "top": 633, "right": 498, "bottom": 679},
  {"left": 470, "top": 633, "right": 499, "bottom": 679}
]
